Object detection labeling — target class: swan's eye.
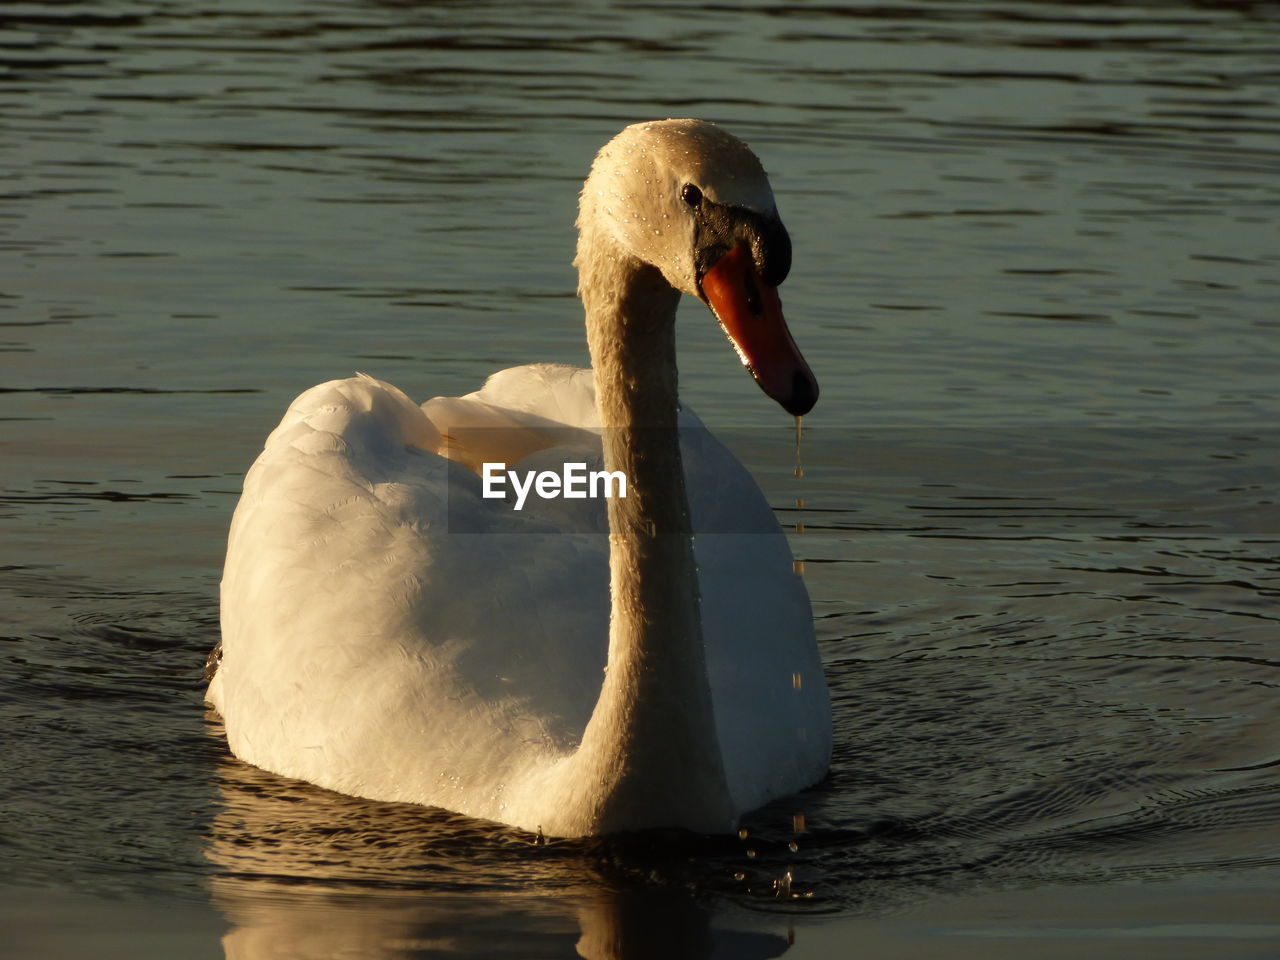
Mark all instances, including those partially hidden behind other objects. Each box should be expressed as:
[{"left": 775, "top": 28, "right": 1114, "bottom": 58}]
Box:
[{"left": 681, "top": 184, "right": 703, "bottom": 207}]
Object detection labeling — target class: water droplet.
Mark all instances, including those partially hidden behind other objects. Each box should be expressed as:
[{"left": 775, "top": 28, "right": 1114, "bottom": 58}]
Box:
[
  {"left": 792, "top": 671, "right": 802, "bottom": 691},
  {"left": 738, "top": 827, "right": 749, "bottom": 840},
  {"left": 792, "top": 812, "right": 806, "bottom": 833},
  {"left": 793, "top": 415, "right": 805, "bottom": 478},
  {"left": 773, "top": 869, "right": 794, "bottom": 898},
  {"left": 746, "top": 849, "right": 757, "bottom": 858}
]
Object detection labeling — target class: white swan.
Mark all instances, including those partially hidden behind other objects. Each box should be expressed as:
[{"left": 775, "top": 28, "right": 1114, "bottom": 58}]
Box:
[{"left": 208, "top": 119, "right": 831, "bottom": 837}]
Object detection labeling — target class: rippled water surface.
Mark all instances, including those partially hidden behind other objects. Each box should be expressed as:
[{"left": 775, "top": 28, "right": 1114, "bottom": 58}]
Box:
[{"left": 3, "top": 1, "right": 1278, "bottom": 957}]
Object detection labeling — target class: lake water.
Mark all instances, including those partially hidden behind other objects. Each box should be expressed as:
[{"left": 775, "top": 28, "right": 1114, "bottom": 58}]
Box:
[{"left": 2, "top": 0, "right": 1278, "bottom": 957}]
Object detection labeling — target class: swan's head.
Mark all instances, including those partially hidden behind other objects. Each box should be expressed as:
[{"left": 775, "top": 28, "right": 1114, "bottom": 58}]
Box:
[{"left": 579, "top": 119, "right": 818, "bottom": 416}]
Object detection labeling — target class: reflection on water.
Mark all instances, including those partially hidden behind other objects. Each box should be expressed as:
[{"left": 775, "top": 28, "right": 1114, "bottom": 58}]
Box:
[
  {"left": 207, "top": 753, "right": 792, "bottom": 960},
  {"left": 2, "top": 0, "right": 1279, "bottom": 955},
  {"left": 213, "top": 877, "right": 791, "bottom": 960}
]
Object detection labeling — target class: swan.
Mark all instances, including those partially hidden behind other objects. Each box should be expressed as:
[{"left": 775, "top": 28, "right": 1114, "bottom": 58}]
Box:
[{"left": 207, "top": 119, "right": 831, "bottom": 837}]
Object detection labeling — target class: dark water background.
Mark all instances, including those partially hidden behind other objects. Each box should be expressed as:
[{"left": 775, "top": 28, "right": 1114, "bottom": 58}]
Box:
[{"left": 2, "top": 1, "right": 1278, "bottom": 957}]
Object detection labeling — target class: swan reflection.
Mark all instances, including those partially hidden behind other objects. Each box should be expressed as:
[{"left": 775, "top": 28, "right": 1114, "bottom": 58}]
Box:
[{"left": 206, "top": 755, "right": 792, "bottom": 960}]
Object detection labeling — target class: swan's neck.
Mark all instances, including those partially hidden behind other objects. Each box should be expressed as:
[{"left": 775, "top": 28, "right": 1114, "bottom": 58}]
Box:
[{"left": 566, "top": 225, "right": 734, "bottom": 833}]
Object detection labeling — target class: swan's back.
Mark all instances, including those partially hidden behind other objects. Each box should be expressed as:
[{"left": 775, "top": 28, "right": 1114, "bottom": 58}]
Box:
[{"left": 213, "top": 374, "right": 610, "bottom": 827}]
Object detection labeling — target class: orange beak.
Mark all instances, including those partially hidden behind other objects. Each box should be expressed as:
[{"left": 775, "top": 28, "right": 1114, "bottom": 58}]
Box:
[{"left": 700, "top": 242, "right": 818, "bottom": 416}]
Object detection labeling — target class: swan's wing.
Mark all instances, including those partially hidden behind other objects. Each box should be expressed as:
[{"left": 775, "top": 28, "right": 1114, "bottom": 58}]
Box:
[
  {"left": 213, "top": 376, "right": 609, "bottom": 828},
  {"left": 464, "top": 362, "right": 600, "bottom": 429},
  {"left": 421, "top": 363, "right": 600, "bottom": 472}
]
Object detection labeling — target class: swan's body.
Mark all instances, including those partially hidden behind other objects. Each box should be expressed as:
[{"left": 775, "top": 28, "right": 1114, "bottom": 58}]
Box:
[{"left": 209, "top": 120, "right": 831, "bottom": 837}]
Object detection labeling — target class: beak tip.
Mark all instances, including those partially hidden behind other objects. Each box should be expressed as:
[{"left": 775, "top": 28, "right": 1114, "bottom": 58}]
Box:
[{"left": 770, "top": 367, "right": 819, "bottom": 417}]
